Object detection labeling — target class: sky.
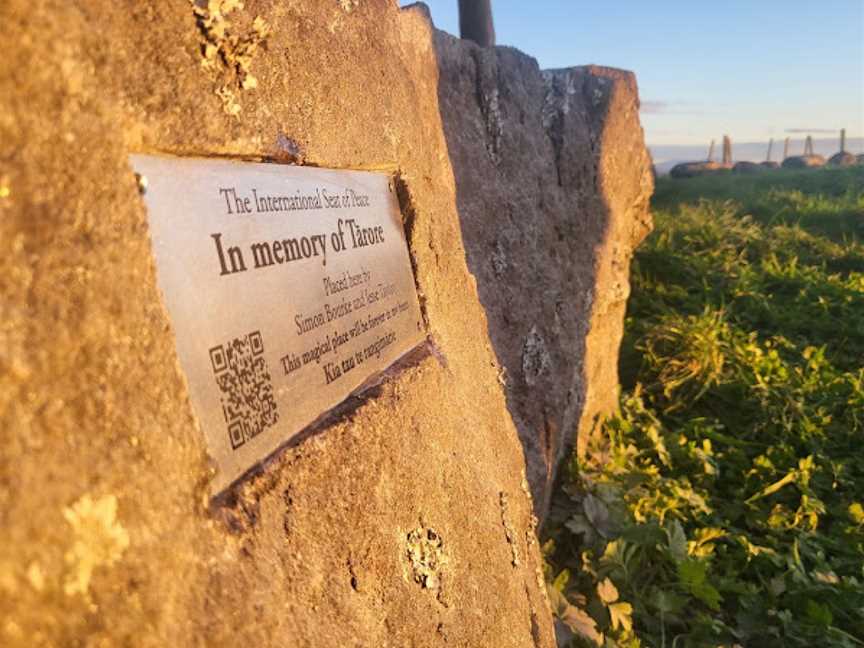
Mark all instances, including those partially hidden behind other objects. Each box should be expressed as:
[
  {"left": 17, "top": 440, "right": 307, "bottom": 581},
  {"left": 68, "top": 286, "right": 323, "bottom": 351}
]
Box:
[{"left": 404, "top": 0, "right": 864, "bottom": 147}]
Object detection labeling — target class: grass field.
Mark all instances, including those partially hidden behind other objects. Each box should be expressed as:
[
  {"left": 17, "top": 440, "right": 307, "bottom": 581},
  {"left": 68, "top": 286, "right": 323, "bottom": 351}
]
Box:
[{"left": 544, "top": 166, "right": 864, "bottom": 647}]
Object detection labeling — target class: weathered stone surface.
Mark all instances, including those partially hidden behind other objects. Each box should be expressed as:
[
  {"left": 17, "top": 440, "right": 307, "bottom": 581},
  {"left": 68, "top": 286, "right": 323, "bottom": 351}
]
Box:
[
  {"left": 0, "top": 2, "right": 556, "bottom": 646},
  {"left": 434, "top": 34, "right": 653, "bottom": 514}
]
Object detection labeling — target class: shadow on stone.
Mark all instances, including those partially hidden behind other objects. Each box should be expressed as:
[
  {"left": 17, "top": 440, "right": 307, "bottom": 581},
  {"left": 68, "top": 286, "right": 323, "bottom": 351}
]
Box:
[{"left": 432, "top": 31, "right": 653, "bottom": 516}]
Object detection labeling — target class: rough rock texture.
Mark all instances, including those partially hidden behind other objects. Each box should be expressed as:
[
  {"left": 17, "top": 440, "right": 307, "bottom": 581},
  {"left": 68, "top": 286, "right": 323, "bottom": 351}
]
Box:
[
  {"left": 0, "top": 2, "right": 558, "bottom": 646},
  {"left": 434, "top": 34, "right": 653, "bottom": 513}
]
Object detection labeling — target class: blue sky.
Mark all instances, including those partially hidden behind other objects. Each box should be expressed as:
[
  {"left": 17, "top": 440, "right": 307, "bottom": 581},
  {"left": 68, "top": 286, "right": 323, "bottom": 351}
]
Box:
[{"left": 405, "top": 1, "right": 864, "bottom": 146}]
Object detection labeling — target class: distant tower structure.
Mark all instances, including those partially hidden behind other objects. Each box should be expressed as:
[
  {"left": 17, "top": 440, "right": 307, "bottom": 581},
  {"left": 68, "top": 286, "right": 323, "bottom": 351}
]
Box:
[
  {"left": 829, "top": 128, "right": 856, "bottom": 166},
  {"left": 783, "top": 134, "right": 826, "bottom": 169},
  {"left": 458, "top": 0, "right": 495, "bottom": 47},
  {"left": 707, "top": 139, "right": 715, "bottom": 162},
  {"left": 721, "top": 135, "right": 733, "bottom": 167},
  {"left": 761, "top": 138, "right": 779, "bottom": 169},
  {"left": 783, "top": 137, "right": 790, "bottom": 160}
]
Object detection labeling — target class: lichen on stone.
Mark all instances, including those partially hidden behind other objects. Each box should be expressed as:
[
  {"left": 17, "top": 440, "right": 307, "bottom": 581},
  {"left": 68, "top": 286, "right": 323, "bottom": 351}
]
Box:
[
  {"left": 541, "top": 68, "right": 577, "bottom": 128},
  {"left": 406, "top": 526, "right": 447, "bottom": 590},
  {"left": 522, "top": 325, "right": 551, "bottom": 386},
  {"left": 215, "top": 85, "right": 242, "bottom": 117},
  {"left": 520, "top": 473, "right": 539, "bottom": 547},
  {"left": 190, "top": 0, "right": 271, "bottom": 115},
  {"left": 491, "top": 239, "right": 508, "bottom": 277},
  {"left": 499, "top": 492, "right": 520, "bottom": 567},
  {"left": 62, "top": 494, "right": 130, "bottom": 596},
  {"left": 481, "top": 87, "right": 503, "bottom": 164}
]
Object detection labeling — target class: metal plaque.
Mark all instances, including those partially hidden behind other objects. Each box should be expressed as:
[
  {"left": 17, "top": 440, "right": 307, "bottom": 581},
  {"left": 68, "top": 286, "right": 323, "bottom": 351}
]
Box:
[{"left": 131, "top": 154, "right": 425, "bottom": 493}]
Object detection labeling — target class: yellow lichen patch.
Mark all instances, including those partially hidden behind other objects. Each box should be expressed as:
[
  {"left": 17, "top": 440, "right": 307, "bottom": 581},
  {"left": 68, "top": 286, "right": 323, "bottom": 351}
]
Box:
[
  {"left": 62, "top": 494, "right": 130, "bottom": 596},
  {"left": 406, "top": 526, "right": 447, "bottom": 590},
  {"left": 216, "top": 85, "right": 242, "bottom": 118},
  {"left": 190, "top": 0, "right": 271, "bottom": 116}
]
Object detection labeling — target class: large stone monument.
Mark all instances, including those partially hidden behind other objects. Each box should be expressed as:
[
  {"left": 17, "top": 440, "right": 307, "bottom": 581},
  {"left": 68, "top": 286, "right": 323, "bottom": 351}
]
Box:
[
  {"left": 435, "top": 34, "right": 653, "bottom": 513},
  {"left": 0, "top": 1, "right": 652, "bottom": 645}
]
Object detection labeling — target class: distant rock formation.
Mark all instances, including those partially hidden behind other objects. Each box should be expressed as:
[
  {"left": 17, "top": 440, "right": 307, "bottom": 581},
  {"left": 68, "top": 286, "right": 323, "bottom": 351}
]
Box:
[
  {"left": 669, "top": 137, "right": 742, "bottom": 178},
  {"left": 829, "top": 129, "right": 856, "bottom": 166},
  {"left": 783, "top": 135, "right": 826, "bottom": 169},
  {"left": 829, "top": 152, "right": 857, "bottom": 166},
  {"left": 733, "top": 160, "right": 766, "bottom": 174},
  {"left": 783, "top": 155, "right": 826, "bottom": 169},
  {"left": 670, "top": 161, "right": 724, "bottom": 178}
]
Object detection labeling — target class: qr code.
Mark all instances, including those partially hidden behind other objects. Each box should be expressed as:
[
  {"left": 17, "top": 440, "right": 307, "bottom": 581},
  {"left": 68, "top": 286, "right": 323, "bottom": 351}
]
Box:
[{"left": 209, "top": 330, "right": 279, "bottom": 450}]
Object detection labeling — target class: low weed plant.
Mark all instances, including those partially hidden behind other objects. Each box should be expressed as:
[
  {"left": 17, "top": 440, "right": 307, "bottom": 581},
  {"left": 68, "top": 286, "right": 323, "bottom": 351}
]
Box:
[{"left": 545, "top": 167, "right": 864, "bottom": 647}]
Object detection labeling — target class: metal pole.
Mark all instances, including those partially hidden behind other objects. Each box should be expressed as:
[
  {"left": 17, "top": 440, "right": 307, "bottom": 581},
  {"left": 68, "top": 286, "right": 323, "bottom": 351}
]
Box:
[{"left": 458, "top": 0, "right": 496, "bottom": 47}]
